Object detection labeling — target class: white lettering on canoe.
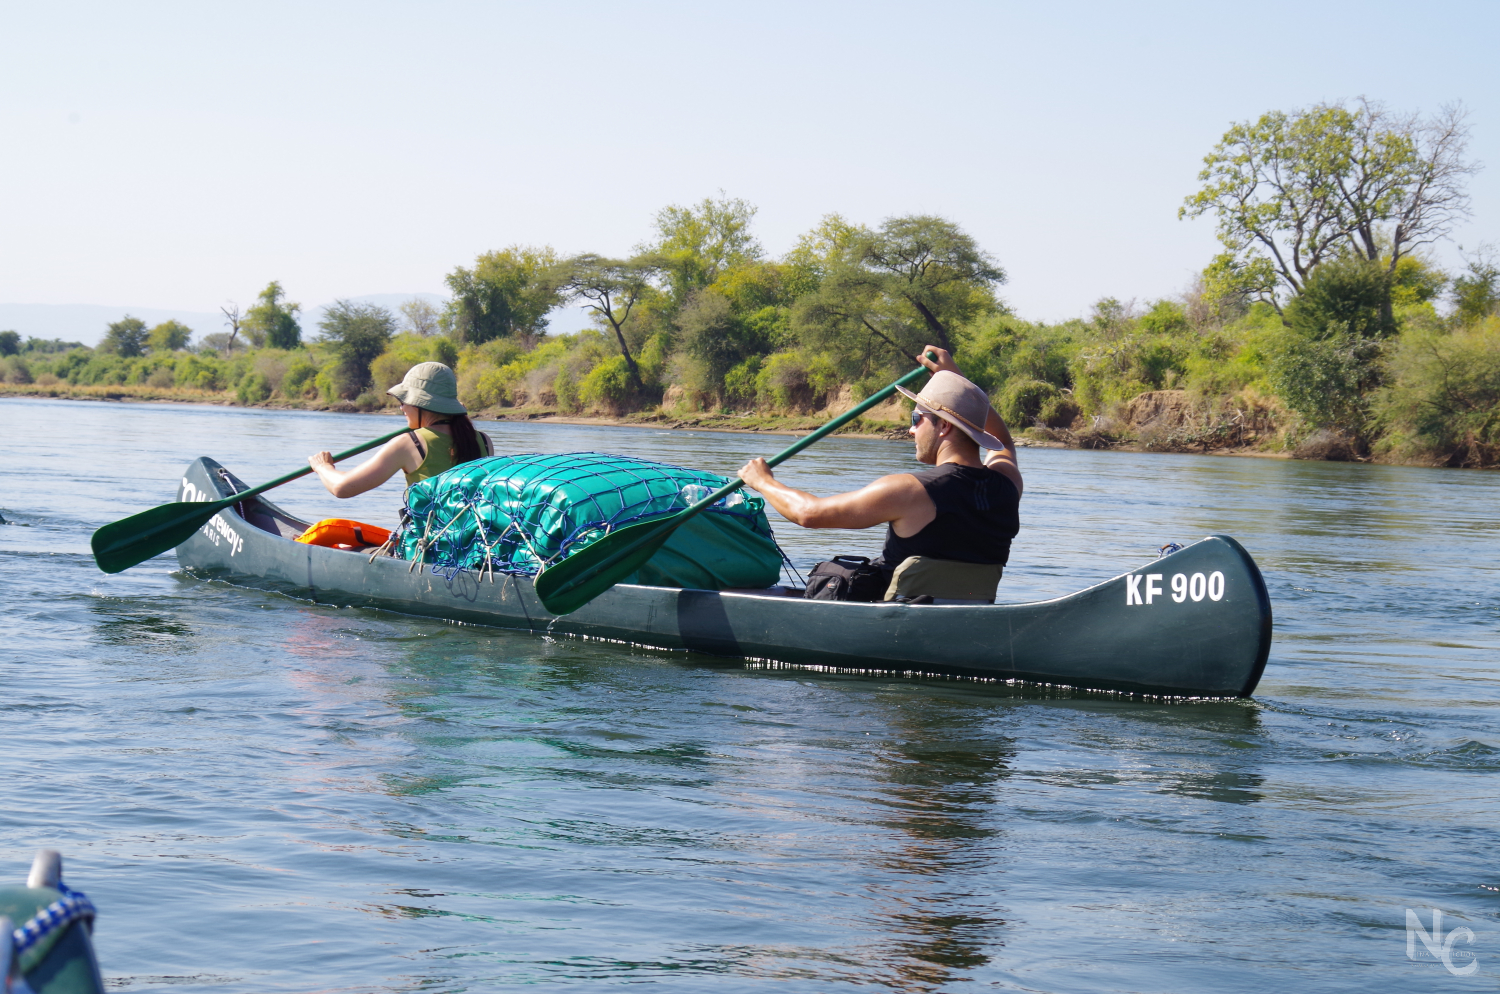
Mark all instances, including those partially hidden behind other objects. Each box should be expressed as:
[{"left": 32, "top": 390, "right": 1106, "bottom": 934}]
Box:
[
  {"left": 1132, "top": 569, "right": 1229, "bottom": 606},
  {"left": 199, "top": 512, "right": 243, "bottom": 556},
  {"left": 180, "top": 477, "right": 241, "bottom": 555}
]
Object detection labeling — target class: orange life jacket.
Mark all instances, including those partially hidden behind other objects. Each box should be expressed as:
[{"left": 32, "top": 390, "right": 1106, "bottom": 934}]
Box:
[{"left": 295, "top": 518, "right": 391, "bottom": 549}]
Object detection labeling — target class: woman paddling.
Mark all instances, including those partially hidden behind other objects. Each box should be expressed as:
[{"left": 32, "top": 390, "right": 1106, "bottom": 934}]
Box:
[
  {"left": 299, "top": 363, "right": 493, "bottom": 549},
  {"left": 308, "top": 362, "right": 494, "bottom": 497}
]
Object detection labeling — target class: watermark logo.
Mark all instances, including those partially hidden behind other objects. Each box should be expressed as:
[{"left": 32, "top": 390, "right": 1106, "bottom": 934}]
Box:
[{"left": 1408, "top": 908, "right": 1479, "bottom": 976}]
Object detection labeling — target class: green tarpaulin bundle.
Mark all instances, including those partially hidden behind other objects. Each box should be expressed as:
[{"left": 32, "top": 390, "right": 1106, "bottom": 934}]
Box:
[{"left": 395, "top": 451, "right": 783, "bottom": 590}]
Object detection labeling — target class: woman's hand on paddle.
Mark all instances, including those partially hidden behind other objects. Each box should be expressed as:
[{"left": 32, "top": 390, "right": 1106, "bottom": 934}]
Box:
[
  {"left": 917, "top": 346, "right": 960, "bottom": 376},
  {"left": 309, "top": 451, "right": 336, "bottom": 473}
]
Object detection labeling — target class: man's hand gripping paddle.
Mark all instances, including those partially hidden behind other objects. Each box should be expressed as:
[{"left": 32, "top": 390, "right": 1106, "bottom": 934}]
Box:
[
  {"left": 534, "top": 355, "right": 936, "bottom": 615},
  {"left": 90, "top": 427, "right": 410, "bottom": 574}
]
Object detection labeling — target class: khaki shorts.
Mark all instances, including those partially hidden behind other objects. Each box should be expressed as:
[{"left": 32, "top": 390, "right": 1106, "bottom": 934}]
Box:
[{"left": 883, "top": 556, "right": 1003, "bottom": 602}]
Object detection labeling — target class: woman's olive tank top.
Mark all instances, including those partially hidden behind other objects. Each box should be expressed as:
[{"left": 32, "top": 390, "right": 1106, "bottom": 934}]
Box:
[{"left": 402, "top": 425, "right": 493, "bottom": 485}]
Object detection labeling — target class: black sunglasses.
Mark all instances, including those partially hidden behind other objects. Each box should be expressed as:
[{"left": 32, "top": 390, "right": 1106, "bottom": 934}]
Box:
[{"left": 910, "top": 410, "right": 930, "bottom": 428}]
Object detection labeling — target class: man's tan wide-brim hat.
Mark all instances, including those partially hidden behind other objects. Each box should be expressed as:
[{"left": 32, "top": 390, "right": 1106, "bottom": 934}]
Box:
[
  {"left": 895, "top": 370, "right": 1008, "bottom": 450},
  {"left": 386, "top": 362, "right": 467, "bottom": 415}
]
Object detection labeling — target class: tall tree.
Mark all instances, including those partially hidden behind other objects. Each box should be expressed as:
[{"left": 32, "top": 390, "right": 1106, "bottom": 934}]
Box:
[
  {"left": 147, "top": 320, "right": 194, "bottom": 351},
  {"left": 100, "top": 316, "right": 148, "bottom": 357},
  {"left": 783, "top": 213, "right": 866, "bottom": 289},
  {"left": 798, "top": 215, "right": 1004, "bottom": 357},
  {"left": 0, "top": 331, "right": 19, "bottom": 356},
  {"left": 643, "top": 193, "right": 763, "bottom": 305},
  {"left": 242, "top": 281, "right": 302, "bottom": 349},
  {"left": 1182, "top": 99, "right": 1476, "bottom": 310},
  {"left": 556, "top": 255, "right": 660, "bottom": 389},
  {"left": 219, "top": 303, "right": 243, "bottom": 354},
  {"left": 318, "top": 300, "right": 396, "bottom": 399},
  {"left": 858, "top": 215, "right": 1005, "bottom": 352},
  {"left": 675, "top": 290, "right": 743, "bottom": 386},
  {"left": 444, "top": 246, "right": 562, "bottom": 344},
  {"left": 399, "top": 298, "right": 441, "bottom": 336}
]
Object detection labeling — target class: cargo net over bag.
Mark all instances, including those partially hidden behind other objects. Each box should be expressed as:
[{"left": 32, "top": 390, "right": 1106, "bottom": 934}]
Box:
[{"left": 394, "top": 452, "right": 785, "bottom": 591}]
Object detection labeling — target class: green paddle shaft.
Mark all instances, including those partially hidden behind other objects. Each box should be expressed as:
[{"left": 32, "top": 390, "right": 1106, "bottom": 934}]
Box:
[
  {"left": 201, "top": 425, "right": 412, "bottom": 504},
  {"left": 91, "top": 425, "right": 411, "bottom": 574},
  {"left": 676, "top": 358, "right": 934, "bottom": 522},
  {"left": 534, "top": 355, "right": 936, "bottom": 614}
]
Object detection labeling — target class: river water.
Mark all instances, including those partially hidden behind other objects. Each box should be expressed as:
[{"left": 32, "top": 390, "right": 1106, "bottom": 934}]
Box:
[{"left": 2, "top": 396, "right": 1498, "bottom": 993}]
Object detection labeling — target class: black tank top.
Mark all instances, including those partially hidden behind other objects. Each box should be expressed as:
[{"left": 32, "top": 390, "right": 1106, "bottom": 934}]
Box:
[{"left": 882, "top": 463, "right": 1020, "bottom": 566}]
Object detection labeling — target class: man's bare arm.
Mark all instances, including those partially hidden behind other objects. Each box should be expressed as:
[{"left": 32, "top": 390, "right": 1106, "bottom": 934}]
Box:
[
  {"left": 980, "top": 407, "right": 1023, "bottom": 495},
  {"left": 738, "top": 459, "right": 935, "bottom": 533}
]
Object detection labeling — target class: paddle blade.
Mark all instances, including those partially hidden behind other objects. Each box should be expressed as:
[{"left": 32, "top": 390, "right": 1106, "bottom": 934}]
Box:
[
  {"left": 91, "top": 499, "right": 226, "bottom": 574},
  {"left": 534, "top": 515, "right": 684, "bottom": 615}
]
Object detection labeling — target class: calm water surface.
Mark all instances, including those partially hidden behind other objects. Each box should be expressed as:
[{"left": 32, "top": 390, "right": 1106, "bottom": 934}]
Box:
[{"left": 2, "top": 397, "right": 1498, "bottom": 993}]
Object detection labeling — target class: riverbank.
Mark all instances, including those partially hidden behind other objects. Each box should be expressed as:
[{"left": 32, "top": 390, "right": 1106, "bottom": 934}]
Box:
[
  {"left": 0, "top": 381, "right": 238, "bottom": 405},
  {"left": 0, "top": 382, "right": 1402, "bottom": 464},
  {"left": 482, "top": 408, "right": 1290, "bottom": 458},
  {"left": 0, "top": 383, "right": 917, "bottom": 441}
]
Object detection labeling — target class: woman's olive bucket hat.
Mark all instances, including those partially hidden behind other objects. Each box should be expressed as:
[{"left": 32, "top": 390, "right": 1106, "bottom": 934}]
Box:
[{"left": 386, "top": 362, "right": 467, "bottom": 415}]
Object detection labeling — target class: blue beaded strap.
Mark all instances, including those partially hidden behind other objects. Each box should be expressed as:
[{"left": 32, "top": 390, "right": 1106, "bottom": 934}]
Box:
[{"left": 12, "top": 883, "right": 95, "bottom": 954}]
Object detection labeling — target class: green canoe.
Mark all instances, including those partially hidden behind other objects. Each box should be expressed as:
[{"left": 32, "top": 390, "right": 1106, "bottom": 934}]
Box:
[{"left": 169, "top": 457, "right": 1273, "bottom": 699}]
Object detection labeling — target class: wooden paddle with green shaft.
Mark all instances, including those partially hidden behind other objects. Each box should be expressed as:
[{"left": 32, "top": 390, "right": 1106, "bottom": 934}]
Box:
[
  {"left": 91, "top": 426, "right": 411, "bottom": 574},
  {"left": 535, "top": 355, "right": 936, "bottom": 616}
]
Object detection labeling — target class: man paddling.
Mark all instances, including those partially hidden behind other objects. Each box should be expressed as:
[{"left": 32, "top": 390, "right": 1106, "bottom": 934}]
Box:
[{"left": 738, "top": 346, "right": 1021, "bottom": 602}]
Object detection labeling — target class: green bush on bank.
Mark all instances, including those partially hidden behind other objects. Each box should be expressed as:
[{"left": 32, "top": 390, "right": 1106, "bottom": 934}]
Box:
[
  {"left": 9, "top": 338, "right": 347, "bottom": 402},
  {"left": 1373, "top": 314, "right": 1500, "bottom": 466}
]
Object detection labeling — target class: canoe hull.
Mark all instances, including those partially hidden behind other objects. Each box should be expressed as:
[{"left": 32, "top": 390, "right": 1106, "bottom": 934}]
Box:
[{"left": 172, "top": 457, "right": 1272, "bottom": 698}]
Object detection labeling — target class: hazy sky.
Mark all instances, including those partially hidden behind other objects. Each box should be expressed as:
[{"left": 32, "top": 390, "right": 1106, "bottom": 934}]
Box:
[{"left": 1, "top": 1, "right": 1495, "bottom": 331}]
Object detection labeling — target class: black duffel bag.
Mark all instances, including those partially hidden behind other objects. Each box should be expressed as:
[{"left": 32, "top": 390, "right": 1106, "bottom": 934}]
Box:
[{"left": 803, "top": 556, "right": 893, "bottom": 602}]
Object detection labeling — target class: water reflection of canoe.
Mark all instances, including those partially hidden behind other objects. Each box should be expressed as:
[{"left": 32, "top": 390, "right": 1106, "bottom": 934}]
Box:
[{"left": 175, "top": 457, "right": 1272, "bottom": 699}]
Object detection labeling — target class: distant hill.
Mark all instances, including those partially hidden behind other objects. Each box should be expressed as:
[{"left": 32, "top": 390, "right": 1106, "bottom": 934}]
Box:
[{"left": 0, "top": 295, "right": 596, "bottom": 348}]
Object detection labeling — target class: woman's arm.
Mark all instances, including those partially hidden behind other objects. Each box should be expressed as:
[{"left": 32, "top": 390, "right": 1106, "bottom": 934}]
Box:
[{"left": 309, "top": 434, "right": 421, "bottom": 498}]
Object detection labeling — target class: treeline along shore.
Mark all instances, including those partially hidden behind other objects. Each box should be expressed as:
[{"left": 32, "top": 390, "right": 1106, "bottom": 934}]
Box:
[{"left": 4, "top": 99, "right": 1498, "bottom": 467}]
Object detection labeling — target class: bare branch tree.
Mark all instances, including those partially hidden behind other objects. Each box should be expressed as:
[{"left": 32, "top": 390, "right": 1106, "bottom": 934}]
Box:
[
  {"left": 555, "top": 255, "right": 659, "bottom": 388},
  {"left": 1384, "top": 102, "right": 1477, "bottom": 265},
  {"left": 1183, "top": 100, "right": 1479, "bottom": 311},
  {"left": 398, "top": 298, "right": 441, "bottom": 337},
  {"left": 220, "top": 303, "right": 242, "bottom": 354}
]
